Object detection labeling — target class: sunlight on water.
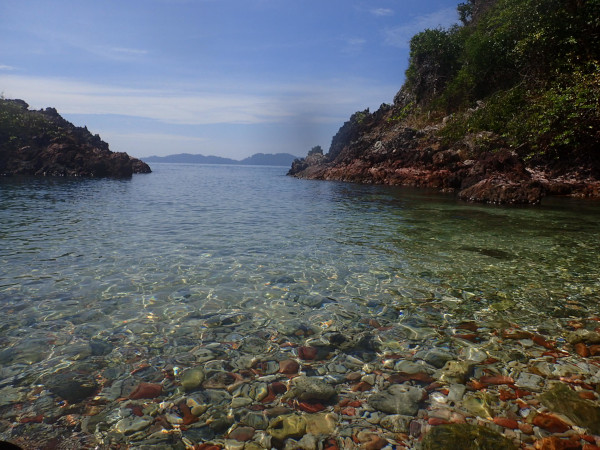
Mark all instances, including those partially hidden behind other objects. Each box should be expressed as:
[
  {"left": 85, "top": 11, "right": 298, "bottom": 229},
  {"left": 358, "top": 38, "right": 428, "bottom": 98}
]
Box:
[{"left": 1, "top": 164, "right": 599, "bottom": 447}]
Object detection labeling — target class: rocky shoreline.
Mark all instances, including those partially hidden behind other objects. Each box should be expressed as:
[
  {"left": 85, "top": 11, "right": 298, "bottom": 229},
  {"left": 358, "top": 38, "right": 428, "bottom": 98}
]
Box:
[
  {"left": 288, "top": 106, "right": 600, "bottom": 205},
  {"left": 0, "top": 99, "right": 151, "bottom": 178},
  {"left": 2, "top": 310, "right": 600, "bottom": 449}
]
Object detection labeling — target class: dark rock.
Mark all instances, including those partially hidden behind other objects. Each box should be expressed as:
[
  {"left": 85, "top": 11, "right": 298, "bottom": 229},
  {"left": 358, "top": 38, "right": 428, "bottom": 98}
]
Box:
[
  {"left": 0, "top": 98, "right": 151, "bottom": 177},
  {"left": 90, "top": 339, "right": 113, "bottom": 356},
  {"left": 46, "top": 372, "right": 98, "bottom": 403},
  {"left": 458, "top": 177, "right": 544, "bottom": 205}
]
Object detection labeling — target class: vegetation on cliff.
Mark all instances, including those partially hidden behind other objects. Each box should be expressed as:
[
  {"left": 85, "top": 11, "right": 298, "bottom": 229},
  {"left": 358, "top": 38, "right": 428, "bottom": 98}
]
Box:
[
  {"left": 0, "top": 98, "right": 151, "bottom": 177},
  {"left": 402, "top": 0, "right": 600, "bottom": 172},
  {"left": 290, "top": 0, "right": 600, "bottom": 203}
]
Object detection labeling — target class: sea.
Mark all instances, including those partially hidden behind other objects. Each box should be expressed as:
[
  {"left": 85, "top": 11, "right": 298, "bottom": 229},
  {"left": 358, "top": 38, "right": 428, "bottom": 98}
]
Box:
[{"left": 1, "top": 163, "right": 599, "bottom": 446}]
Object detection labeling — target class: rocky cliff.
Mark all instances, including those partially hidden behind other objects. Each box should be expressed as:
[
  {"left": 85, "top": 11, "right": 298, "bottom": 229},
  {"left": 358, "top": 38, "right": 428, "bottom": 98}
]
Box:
[
  {"left": 0, "top": 99, "right": 151, "bottom": 177},
  {"left": 288, "top": 103, "right": 600, "bottom": 205},
  {"left": 288, "top": 0, "right": 600, "bottom": 205}
]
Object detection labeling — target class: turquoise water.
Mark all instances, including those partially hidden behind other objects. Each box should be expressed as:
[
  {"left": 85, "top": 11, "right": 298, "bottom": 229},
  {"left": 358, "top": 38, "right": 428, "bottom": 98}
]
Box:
[{"left": 1, "top": 163, "right": 600, "bottom": 372}]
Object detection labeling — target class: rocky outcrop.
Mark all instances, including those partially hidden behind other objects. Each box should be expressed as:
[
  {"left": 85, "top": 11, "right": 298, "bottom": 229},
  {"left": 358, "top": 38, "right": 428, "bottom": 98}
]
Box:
[
  {"left": 0, "top": 99, "right": 151, "bottom": 177},
  {"left": 288, "top": 104, "right": 600, "bottom": 205}
]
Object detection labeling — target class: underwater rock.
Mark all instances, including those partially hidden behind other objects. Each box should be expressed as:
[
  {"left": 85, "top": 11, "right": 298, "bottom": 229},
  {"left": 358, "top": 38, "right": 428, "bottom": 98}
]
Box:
[
  {"left": 420, "top": 423, "right": 517, "bottom": 450},
  {"left": 268, "top": 414, "right": 307, "bottom": 441},
  {"left": 367, "top": 384, "right": 424, "bottom": 415},
  {"left": 379, "top": 414, "right": 412, "bottom": 433},
  {"left": 181, "top": 367, "right": 205, "bottom": 391},
  {"left": 539, "top": 382, "right": 600, "bottom": 434},
  {"left": 46, "top": 372, "right": 98, "bottom": 403},
  {"left": 283, "top": 376, "right": 336, "bottom": 402}
]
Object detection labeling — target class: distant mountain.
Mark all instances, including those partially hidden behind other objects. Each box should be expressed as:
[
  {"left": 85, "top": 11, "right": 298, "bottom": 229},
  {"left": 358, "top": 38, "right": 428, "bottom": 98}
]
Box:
[
  {"left": 142, "top": 153, "right": 236, "bottom": 164},
  {"left": 239, "top": 153, "right": 298, "bottom": 166},
  {"left": 143, "top": 152, "right": 298, "bottom": 167}
]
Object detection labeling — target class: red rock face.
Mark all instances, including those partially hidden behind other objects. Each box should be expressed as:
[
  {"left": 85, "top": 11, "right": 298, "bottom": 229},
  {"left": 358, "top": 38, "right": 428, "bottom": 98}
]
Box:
[{"left": 288, "top": 106, "right": 600, "bottom": 204}]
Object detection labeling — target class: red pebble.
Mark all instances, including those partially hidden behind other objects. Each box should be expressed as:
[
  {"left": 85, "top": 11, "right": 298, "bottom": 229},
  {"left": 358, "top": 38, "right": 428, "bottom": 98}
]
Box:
[
  {"left": 457, "top": 321, "right": 479, "bottom": 331},
  {"left": 574, "top": 342, "right": 591, "bottom": 357},
  {"left": 341, "top": 406, "right": 356, "bottom": 416},
  {"left": 128, "top": 404, "right": 144, "bottom": 417},
  {"left": 502, "top": 329, "right": 533, "bottom": 339},
  {"left": 298, "top": 346, "right": 318, "bottom": 361},
  {"left": 454, "top": 333, "right": 479, "bottom": 342},
  {"left": 533, "top": 413, "right": 571, "bottom": 433},
  {"left": 482, "top": 357, "right": 500, "bottom": 364},
  {"left": 479, "top": 375, "right": 515, "bottom": 385},
  {"left": 128, "top": 382, "right": 162, "bottom": 400},
  {"left": 499, "top": 389, "right": 517, "bottom": 401},
  {"left": 361, "top": 435, "right": 388, "bottom": 450},
  {"left": 493, "top": 417, "right": 519, "bottom": 429},
  {"left": 19, "top": 414, "right": 44, "bottom": 424},
  {"left": 297, "top": 401, "right": 325, "bottom": 413},
  {"left": 278, "top": 359, "right": 300, "bottom": 374},
  {"left": 196, "top": 445, "right": 222, "bottom": 450},
  {"left": 519, "top": 422, "right": 534, "bottom": 435},
  {"left": 428, "top": 417, "right": 450, "bottom": 425},
  {"left": 467, "top": 380, "right": 486, "bottom": 390},
  {"left": 227, "top": 426, "right": 255, "bottom": 442},
  {"left": 351, "top": 381, "right": 373, "bottom": 392},
  {"left": 323, "top": 438, "right": 340, "bottom": 450},
  {"left": 514, "top": 388, "right": 532, "bottom": 398},
  {"left": 589, "top": 345, "right": 600, "bottom": 356},
  {"left": 532, "top": 334, "right": 556, "bottom": 350},
  {"left": 388, "top": 372, "right": 434, "bottom": 384},
  {"left": 533, "top": 436, "right": 581, "bottom": 450},
  {"left": 578, "top": 391, "right": 597, "bottom": 400},
  {"left": 178, "top": 402, "right": 198, "bottom": 425},
  {"left": 369, "top": 319, "right": 381, "bottom": 328}
]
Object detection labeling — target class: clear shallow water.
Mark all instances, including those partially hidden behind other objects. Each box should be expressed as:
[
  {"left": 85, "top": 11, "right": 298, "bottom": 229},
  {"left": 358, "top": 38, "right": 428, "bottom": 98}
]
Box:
[
  {"left": 1, "top": 164, "right": 600, "bottom": 358},
  {"left": 2, "top": 163, "right": 600, "bottom": 446}
]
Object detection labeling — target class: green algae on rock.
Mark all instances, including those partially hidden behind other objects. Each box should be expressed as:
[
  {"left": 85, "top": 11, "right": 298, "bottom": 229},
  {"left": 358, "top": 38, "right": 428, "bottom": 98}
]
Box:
[
  {"left": 420, "top": 423, "right": 517, "bottom": 450},
  {"left": 539, "top": 382, "right": 600, "bottom": 435}
]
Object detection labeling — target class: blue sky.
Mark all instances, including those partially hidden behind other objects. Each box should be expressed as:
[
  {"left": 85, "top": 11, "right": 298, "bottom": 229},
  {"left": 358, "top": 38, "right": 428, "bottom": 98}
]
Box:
[{"left": 0, "top": 0, "right": 459, "bottom": 159}]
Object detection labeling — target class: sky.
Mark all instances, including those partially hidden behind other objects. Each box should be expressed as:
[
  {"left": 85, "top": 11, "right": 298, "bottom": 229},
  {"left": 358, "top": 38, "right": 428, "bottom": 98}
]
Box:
[{"left": 0, "top": 0, "right": 459, "bottom": 159}]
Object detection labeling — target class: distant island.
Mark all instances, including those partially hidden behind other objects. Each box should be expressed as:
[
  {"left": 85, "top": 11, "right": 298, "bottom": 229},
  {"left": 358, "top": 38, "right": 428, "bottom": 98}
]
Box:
[
  {"left": 289, "top": 0, "right": 599, "bottom": 205},
  {"left": 143, "top": 152, "right": 299, "bottom": 167},
  {"left": 0, "top": 98, "right": 151, "bottom": 177}
]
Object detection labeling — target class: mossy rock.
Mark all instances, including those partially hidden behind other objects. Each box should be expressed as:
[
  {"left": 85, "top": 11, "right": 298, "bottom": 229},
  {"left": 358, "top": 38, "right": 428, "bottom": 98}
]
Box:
[
  {"left": 420, "top": 424, "right": 516, "bottom": 450},
  {"left": 540, "top": 382, "right": 600, "bottom": 434}
]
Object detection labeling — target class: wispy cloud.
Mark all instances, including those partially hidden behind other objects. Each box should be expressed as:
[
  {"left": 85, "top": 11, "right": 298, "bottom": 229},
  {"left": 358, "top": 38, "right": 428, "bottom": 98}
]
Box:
[
  {"left": 341, "top": 37, "right": 367, "bottom": 54},
  {"left": 371, "top": 8, "right": 394, "bottom": 17},
  {"left": 108, "top": 47, "right": 149, "bottom": 56},
  {"left": 0, "top": 74, "right": 397, "bottom": 126},
  {"left": 0, "top": 65, "right": 16, "bottom": 71},
  {"left": 384, "top": 7, "right": 458, "bottom": 48}
]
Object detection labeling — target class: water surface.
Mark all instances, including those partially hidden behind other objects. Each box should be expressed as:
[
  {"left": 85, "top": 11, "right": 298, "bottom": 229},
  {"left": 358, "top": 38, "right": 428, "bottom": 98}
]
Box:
[{"left": 1, "top": 164, "right": 599, "bottom": 445}]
